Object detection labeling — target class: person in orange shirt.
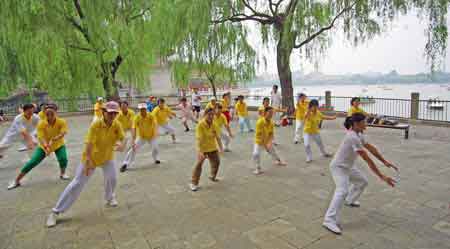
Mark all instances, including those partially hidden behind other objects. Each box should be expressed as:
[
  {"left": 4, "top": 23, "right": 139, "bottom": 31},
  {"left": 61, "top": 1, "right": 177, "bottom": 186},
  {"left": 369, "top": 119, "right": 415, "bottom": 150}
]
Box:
[
  {"left": 7, "top": 104, "right": 70, "bottom": 190},
  {"left": 46, "top": 101, "right": 125, "bottom": 227},
  {"left": 190, "top": 107, "right": 223, "bottom": 191}
]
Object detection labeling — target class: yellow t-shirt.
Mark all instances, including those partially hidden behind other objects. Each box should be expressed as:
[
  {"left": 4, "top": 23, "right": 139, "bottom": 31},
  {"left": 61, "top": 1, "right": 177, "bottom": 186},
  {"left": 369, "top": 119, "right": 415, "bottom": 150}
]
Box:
[
  {"left": 255, "top": 117, "right": 274, "bottom": 146},
  {"left": 235, "top": 101, "right": 248, "bottom": 117},
  {"left": 304, "top": 111, "right": 323, "bottom": 134},
  {"left": 221, "top": 98, "right": 230, "bottom": 112},
  {"left": 152, "top": 106, "right": 174, "bottom": 125},
  {"left": 94, "top": 102, "right": 104, "bottom": 118},
  {"left": 38, "top": 111, "right": 46, "bottom": 121},
  {"left": 257, "top": 105, "right": 267, "bottom": 117},
  {"left": 295, "top": 100, "right": 309, "bottom": 120},
  {"left": 116, "top": 109, "right": 135, "bottom": 131},
  {"left": 196, "top": 119, "right": 219, "bottom": 153},
  {"left": 347, "top": 106, "right": 367, "bottom": 117},
  {"left": 82, "top": 119, "right": 124, "bottom": 167},
  {"left": 214, "top": 113, "right": 228, "bottom": 132},
  {"left": 133, "top": 113, "right": 157, "bottom": 140},
  {"left": 37, "top": 117, "right": 68, "bottom": 152},
  {"left": 205, "top": 102, "right": 217, "bottom": 110}
]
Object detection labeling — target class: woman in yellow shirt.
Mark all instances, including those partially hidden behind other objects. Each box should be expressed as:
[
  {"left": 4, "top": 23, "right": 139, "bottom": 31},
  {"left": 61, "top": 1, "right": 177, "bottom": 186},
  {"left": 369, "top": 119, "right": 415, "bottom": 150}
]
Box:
[
  {"left": 252, "top": 106, "right": 286, "bottom": 175},
  {"left": 190, "top": 107, "right": 223, "bottom": 191},
  {"left": 116, "top": 101, "right": 135, "bottom": 146},
  {"left": 235, "top": 95, "right": 254, "bottom": 133},
  {"left": 8, "top": 104, "right": 69, "bottom": 190},
  {"left": 294, "top": 93, "right": 309, "bottom": 144},
  {"left": 221, "top": 92, "right": 232, "bottom": 123},
  {"left": 120, "top": 103, "right": 160, "bottom": 172},
  {"left": 46, "top": 101, "right": 125, "bottom": 227},
  {"left": 303, "top": 99, "right": 336, "bottom": 163},
  {"left": 151, "top": 98, "right": 177, "bottom": 143},
  {"left": 92, "top": 97, "right": 104, "bottom": 123},
  {"left": 214, "top": 104, "right": 233, "bottom": 152},
  {"left": 257, "top": 97, "right": 287, "bottom": 117}
]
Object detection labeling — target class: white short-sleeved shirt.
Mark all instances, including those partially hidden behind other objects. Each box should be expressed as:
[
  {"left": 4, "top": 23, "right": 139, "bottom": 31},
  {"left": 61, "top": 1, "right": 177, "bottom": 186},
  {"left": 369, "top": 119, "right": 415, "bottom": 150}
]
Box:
[
  {"left": 3, "top": 113, "right": 40, "bottom": 138},
  {"left": 330, "top": 130, "right": 367, "bottom": 169},
  {"left": 191, "top": 92, "right": 201, "bottom": 107},
  {"left": 271, "top": 92, "right": 282, "bottom": 108},
  {"left": 178, "top": 103, "right": 193, "bottom": 118}
]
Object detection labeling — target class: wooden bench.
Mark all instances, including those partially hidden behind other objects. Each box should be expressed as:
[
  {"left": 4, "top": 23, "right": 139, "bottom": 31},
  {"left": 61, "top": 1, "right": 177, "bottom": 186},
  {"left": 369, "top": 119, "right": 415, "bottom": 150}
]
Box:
[{"left": 367, "top": 123, "right": 410, "bottom": 139}]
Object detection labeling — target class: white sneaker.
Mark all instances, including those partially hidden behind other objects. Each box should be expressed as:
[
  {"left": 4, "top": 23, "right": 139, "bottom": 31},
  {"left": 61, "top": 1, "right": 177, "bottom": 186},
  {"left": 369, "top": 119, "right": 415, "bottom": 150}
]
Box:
[
  {"left": 345, "top": 201, "right": 361, "bottom": 207},
  {"left": 46, "top": 212, "right": 58, "bottom": 227},
  {"left": 7, "top": 181, "right": 21, "bottom": 190},
  {"left": 60, "top": 174, "right": 70, "bottom": 180},
  {"left": 306, "top": 159, "right": 312, "bottom": 163},
  {"left": 253, "top": 168, "right": 263, "bottom": 175},
  {"left": 323, "top": 222, "right": 342, "bottom": 235},
  {"left": 189, "top": 183, "right": 199, "bottom": 192},
  {"left": 106, "top": 198, "right": 118, "bottom": 207}
]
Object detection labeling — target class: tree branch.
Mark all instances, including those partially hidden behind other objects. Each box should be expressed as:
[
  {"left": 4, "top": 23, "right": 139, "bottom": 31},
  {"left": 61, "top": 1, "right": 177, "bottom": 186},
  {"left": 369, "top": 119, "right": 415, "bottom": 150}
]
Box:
[
  {"left": 128, "top": 7, "right": 151, "bottom": 22},
  {"left": 73, "top": 0, "right": 84, "bottom": 19},
  {"left": 212, "top": 0, "right": 275, "bottom": 25},
  {"left": 294, "top": 2, "right": 356, "bottom": 49}
]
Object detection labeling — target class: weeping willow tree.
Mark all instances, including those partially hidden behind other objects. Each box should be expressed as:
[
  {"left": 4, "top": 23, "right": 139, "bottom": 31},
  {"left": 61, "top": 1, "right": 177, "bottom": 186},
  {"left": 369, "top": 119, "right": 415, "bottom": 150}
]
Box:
[
  {"left": 0, "top": 0, "right": 158, "bottom": 99},
  {"left": 207, "top": 0, "right": 449, "bottom": 112},
  {"left": 171, "top": 22, "right": 256, "bottom": 98}
]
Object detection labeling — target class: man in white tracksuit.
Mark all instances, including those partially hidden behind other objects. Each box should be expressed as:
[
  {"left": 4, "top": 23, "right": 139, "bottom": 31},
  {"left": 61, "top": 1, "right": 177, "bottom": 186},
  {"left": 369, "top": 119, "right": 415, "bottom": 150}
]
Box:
[
  {"left": 120, "top": 103, "right": 160, "bottom": 172},
  {"left": 0, "top": 103, "right": 39, "bottom": 158},
  {"left": 323, "top": 113, "right": 398, "bottom": 235}
]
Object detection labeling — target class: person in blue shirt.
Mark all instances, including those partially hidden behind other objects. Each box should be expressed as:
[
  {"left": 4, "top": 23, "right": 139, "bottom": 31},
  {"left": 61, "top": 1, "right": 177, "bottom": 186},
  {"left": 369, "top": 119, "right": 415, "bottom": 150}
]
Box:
[{"left": 146, "top": 96, "right": 156, "bottom": 112}]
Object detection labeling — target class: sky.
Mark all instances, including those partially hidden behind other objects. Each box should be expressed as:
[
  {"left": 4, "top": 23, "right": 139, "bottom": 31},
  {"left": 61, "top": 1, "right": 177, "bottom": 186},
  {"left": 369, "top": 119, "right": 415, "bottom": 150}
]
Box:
[{"left": 248, "top": 11, "right": 450, "bottom": 76}]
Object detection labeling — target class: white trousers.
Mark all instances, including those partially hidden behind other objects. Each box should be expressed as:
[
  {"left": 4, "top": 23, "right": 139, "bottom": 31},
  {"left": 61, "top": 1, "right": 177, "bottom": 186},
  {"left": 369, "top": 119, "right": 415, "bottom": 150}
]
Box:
[
  {"left": 52, "top": 161, "right": 117, "bottom": 213},
  {"left": 0, "top": 133, "right": 38, "bottom": 154},
  {"left": 123, "top": 138, "right": 159, "bottom": 166},
  {"left": 304, "top": 133, "right": 327, "bottom": 161},
  {"left": 252, "top": 144, "right": 280, "bottom": 170},
  {"left": 159, "top": 123, "right": 175, "bottom": 135},
  {"left": 220, "top": 131, "right": 231, "bottom": 150},
  {"left": 324, "top": 165, "right": 368, "bottom": 225},
  {"left": 294, "top": 120, "right": 304, "bottom": 142}
]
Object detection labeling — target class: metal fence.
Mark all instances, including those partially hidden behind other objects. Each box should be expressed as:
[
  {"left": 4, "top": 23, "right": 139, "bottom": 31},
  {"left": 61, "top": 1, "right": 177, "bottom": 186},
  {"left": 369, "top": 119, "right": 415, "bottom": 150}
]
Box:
[{"left": 1, "top": 93, "right": 450, "bottom": 123}]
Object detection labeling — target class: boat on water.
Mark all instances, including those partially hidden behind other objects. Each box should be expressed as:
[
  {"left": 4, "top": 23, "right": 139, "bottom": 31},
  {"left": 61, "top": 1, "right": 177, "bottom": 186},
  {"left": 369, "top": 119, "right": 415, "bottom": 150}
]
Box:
[{"left": 427, "top": 97, "right": 445, "bottom": 110}]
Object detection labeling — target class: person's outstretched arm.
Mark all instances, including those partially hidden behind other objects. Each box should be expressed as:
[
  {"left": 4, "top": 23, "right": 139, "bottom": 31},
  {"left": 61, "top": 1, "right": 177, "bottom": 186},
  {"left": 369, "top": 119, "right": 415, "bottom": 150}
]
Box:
[
  {"left": 357, "top": 150, "right": 396, "bottom": 187},
  {"left": 364, "top": 143, "right": 398, "bottom": 170}
]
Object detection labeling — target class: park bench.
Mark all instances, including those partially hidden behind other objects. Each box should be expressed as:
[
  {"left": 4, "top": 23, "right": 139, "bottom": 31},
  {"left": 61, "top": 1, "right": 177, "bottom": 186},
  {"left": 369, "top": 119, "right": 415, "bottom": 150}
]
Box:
[{"left": 366, "top": 123, "right": 410, "bottom": 139}]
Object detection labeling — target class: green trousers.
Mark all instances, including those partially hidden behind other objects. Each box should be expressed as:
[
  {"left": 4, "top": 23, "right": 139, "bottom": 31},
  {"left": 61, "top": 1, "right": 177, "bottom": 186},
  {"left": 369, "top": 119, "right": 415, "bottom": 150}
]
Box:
[{"left": 21, "top": 145, "right": 68, "bottom": 174}]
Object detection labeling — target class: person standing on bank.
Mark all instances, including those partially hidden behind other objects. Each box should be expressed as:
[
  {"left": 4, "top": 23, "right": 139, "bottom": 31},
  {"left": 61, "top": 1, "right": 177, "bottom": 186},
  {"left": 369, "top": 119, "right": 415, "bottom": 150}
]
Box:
[
  {"left": 252, "top": 106, "right": 287, "bottom": 175},
  {"left": 303, "top": 99, "right": 336, "bottom": 163},
  {"left": 191, "top": 88, "right": 202, "bottom": 119},
  {"left": 214, "top": 104, "right": 233, "bottom": 152},
  {"left": 323, "top": 113, "right": 397, "bottom": 235},
  {"left": 0, "top": 103, "right": 39, "bottom": 159},
  {"left": 8, "top": 104, "right": 70, "bottom": 190},
  {"left": 190, "top": 108, "right": 223, "bottom": 192},
  {"left": 294, "top": 93, "right": 309, "bottom": 144},
  {"left": 121, "top": 103, "right": 160, "bottom": 172},
  {"left": 152, "top": 98, "right": 177, "bottom": 143},
  {"left": 270, "top": 85, "right": 282, "bottom": 126},
  {"left": 46, "top": 101, "right": 125, "bottom": 228}
]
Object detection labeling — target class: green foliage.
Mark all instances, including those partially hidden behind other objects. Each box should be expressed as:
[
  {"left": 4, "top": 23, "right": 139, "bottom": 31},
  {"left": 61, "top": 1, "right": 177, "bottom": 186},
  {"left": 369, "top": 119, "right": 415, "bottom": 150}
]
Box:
[{"left": 0, "top": 0, "right": 158, "bottom": 99}]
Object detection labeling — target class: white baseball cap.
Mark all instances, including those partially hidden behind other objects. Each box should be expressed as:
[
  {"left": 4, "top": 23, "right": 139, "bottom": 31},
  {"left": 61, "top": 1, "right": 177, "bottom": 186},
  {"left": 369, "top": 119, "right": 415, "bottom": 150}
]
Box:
[
  {"left": 137, "top": 103, "right": 147, "bottom": 109},
  {"left": 104, "top": 101, "right": 119, "bottom": 113},
  {"left": 210, "top": 97, "right": 217, "bottom": 101},
  {"left": 97, "top": 97, "right": 104, "bottom": 101}
]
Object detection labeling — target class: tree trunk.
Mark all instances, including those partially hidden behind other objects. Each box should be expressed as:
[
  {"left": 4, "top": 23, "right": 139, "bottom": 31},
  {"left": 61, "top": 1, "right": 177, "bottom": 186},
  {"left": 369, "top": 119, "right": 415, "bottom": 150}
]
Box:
[
  {"left": 210, "top": 80, "right": 217, "bottom": 99},
  {"left": 276, "top": 38, "right": 295, "bottom": 115}
]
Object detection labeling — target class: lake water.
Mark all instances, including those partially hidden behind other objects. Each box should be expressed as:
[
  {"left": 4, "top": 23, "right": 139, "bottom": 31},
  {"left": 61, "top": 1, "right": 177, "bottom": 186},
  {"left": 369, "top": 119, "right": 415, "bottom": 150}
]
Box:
[{"left": 246, "top": 83, "right": 450, "bottom": 122}]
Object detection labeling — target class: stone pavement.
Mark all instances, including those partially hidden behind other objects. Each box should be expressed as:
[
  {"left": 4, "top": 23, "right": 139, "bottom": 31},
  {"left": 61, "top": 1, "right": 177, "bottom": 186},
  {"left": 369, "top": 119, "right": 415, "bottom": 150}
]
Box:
[{"left": 0, "top": 114, "right": 449, "bottom": 249}]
